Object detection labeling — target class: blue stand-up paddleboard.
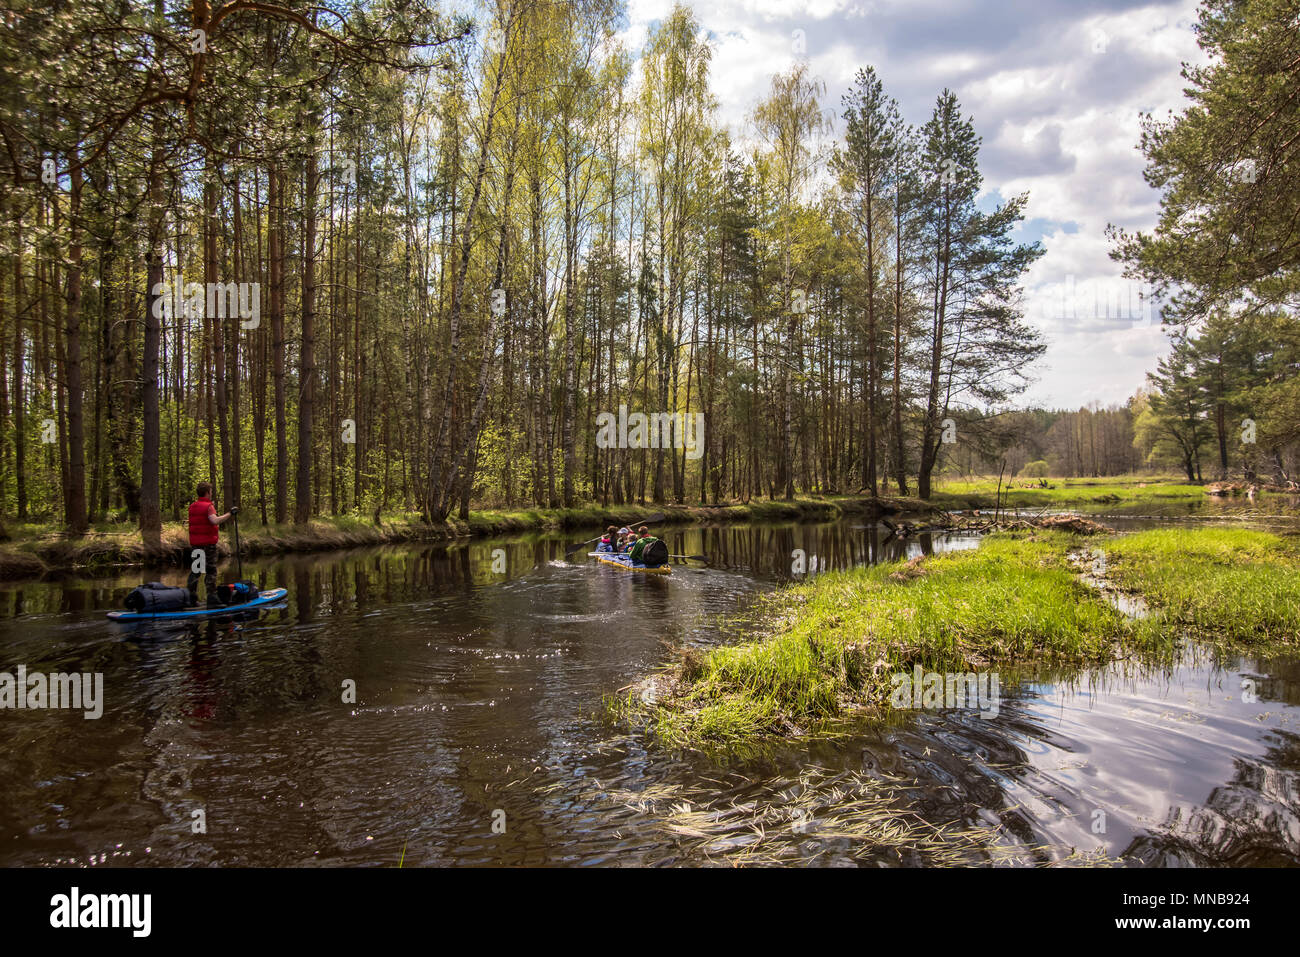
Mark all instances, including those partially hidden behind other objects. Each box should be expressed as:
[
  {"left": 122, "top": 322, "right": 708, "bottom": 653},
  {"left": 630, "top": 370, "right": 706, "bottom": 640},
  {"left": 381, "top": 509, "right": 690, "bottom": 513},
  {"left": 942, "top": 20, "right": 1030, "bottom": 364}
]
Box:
[
  {"left": 107, "top": 588, "right": 288, "bottom": 621},
  {"left": 108, "top": 511, "right": 285, "bottom": 621}
]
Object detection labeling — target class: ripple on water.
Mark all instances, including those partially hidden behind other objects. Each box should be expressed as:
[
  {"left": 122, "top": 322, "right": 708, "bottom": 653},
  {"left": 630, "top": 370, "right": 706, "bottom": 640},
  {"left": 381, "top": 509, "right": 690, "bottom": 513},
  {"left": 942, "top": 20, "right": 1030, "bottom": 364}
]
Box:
[{"left": 0, "top": 522, "right": 1297, "bottom": 866}]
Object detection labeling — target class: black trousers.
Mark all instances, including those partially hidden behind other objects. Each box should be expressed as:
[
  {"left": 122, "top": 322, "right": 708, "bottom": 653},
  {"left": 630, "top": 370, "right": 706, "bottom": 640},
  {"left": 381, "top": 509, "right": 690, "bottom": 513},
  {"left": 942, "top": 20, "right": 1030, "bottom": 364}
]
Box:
[{"left": 185, "top": 544, "right": 219, "bottom": 596}]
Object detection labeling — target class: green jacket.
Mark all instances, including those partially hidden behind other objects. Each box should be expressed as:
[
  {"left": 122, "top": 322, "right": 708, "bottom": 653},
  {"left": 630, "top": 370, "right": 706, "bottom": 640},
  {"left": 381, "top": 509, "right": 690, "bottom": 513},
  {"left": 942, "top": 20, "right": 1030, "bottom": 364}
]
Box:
[{"left": 629, "top": 536, "right": 655, "bottom": 562}]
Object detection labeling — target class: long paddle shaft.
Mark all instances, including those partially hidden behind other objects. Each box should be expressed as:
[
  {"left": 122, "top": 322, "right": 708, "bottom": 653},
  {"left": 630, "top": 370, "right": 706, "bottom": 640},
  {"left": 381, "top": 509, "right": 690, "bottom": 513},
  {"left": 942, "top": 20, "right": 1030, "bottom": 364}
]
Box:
[
  {"left": 232, "top": 510, "right": 243, "bottom": 580},
  {"left": 565, "top": 535, "right": 604, "bottom": 556}
]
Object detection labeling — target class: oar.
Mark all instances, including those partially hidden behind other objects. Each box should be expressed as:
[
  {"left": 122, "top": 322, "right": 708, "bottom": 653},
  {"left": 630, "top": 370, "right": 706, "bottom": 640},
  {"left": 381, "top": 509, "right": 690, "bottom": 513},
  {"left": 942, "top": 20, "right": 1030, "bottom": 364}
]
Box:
[
  {"left": 564, "top": 512, "right": 666, "bottom": 555},
  {"left": 231, "top": 507, "right": 243, "bottom": 580},
  {"left": 669, "top": 553, "right": 709, "bottom": 564},
  {"left": 565, "top": 536, "right": 604, "bottom": 556}
]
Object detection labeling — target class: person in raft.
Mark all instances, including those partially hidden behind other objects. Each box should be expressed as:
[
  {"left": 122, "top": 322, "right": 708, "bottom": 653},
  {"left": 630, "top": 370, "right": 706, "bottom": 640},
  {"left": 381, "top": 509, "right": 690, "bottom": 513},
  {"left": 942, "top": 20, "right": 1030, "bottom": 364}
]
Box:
[
  {"left": 598, "top": 526, "right": 618, "bottom": 552},
  {"left": 628, "top": 526, "right": 656, "bottom": 564},
  {"left": 186, "top": 481, "right": 238, "bottom": 605},
  {"left": 617, "top": 526, "right": 634, "bottom": 552}
]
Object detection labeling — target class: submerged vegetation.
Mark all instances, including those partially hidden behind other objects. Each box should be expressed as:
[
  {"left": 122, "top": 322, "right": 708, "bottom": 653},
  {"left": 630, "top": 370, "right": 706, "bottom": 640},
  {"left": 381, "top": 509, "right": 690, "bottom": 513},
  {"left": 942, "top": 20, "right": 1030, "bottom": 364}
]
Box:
[
  {"left": 618, "top": 527, "right": 1300, "bottom": 747},
  {"left": 568, "top": 764, "right": 1114, "bottom": 866}
]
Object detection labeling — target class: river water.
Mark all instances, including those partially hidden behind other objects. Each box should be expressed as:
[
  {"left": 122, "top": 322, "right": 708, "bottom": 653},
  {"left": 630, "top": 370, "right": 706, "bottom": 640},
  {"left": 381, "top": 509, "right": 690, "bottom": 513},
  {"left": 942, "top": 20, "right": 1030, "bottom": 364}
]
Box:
[{"left": 1, "top": 519, "right": 1297, "bottom": 866}]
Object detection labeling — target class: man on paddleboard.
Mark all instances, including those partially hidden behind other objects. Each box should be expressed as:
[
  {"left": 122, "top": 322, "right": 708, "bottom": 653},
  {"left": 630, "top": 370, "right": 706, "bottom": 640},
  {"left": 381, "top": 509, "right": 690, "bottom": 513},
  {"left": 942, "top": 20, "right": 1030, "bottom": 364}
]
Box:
[{"left": 187, "top": 482, "right": 238, "bottom": 605}]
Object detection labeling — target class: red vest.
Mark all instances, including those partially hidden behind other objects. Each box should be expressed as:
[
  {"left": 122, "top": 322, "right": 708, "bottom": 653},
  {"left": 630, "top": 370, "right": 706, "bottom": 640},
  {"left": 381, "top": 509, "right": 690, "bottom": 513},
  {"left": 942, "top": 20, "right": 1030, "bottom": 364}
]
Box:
[{"left": 188, "top": 498, "right": 219, "bottom": 546}]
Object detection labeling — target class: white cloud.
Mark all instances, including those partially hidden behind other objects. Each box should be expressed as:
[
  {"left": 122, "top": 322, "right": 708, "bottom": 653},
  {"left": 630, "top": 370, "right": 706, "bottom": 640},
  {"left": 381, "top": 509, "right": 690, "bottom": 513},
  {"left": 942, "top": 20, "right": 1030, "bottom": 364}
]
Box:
[{"left": 620, "top": 0, "right": 1208, "bottom": 407}]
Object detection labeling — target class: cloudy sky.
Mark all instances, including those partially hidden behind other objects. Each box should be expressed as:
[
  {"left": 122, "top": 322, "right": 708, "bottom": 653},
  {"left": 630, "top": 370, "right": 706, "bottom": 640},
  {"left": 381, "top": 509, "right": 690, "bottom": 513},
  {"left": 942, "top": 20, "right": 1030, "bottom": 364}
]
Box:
[{"left": 617, "top": 0, "right": 1208, "bottom": 410}]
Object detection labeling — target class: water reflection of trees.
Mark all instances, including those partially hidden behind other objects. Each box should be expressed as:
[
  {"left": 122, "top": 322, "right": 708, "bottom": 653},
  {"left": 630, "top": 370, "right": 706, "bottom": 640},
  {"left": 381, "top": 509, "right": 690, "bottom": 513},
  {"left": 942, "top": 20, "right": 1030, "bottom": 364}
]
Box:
[
  {"left": 272, "top": 538, "right": 572, "bottom": 615},
  {"left": 662, "top": 523, "right": 972, "bottom": 580},
  {"left": 0, "top": 522, "right": 975, "bottom": 620},
  {"left": 1122, "top": 733, "right": 1300, "bottom": 866},
  {"left": 831, "top": 665, "right": 1300, "bottom": 867}
]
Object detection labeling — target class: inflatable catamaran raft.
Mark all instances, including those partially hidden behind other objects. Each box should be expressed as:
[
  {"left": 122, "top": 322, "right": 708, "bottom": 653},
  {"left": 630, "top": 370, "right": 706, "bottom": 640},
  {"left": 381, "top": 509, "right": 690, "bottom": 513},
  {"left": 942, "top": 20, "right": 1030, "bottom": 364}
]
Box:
[{"left": 589, "top": 539, "right": 672, "bottom": 575}]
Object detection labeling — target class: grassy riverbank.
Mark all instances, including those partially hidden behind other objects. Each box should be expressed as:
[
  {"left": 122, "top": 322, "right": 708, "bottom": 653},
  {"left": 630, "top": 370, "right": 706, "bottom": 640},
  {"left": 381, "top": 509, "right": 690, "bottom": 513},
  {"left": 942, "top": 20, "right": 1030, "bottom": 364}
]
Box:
[
  {"left": 0, "top": 494, "right": 921, "bottom": 580},
  {"left": 932, "top": 473, "right": 1300, "bottom": 516},
  {"left": 619, "top": 527, "right": 1300, "bottom": 747},
  {"left": 0, "top": 514, "right": 448, "bottom": 580},
  {"left": 930, "top": 475, "right": 1207, "bottom": 513},
  {"left": 9, "top": 475, "right": 1292, "bottom": 580},
  {"left": 462, "top": 494, "right": 894, "bottom": 534}
]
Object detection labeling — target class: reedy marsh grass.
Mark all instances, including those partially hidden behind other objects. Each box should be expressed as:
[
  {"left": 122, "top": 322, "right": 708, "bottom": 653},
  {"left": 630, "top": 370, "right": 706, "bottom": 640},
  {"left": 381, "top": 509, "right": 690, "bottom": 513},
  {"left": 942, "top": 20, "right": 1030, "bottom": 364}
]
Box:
[
  {"left": 617, "top": 527, "right": 1300, "bottom": 748},
  {"left": 1100, "top": 527, "right": 1300, "bottom": 649}
]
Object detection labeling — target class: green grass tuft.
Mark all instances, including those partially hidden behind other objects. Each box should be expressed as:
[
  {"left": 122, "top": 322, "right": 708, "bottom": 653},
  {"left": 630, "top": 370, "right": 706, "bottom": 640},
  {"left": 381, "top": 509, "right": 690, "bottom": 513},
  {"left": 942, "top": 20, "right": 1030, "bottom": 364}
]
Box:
[
  {"left": 1103, "top": 527, "right": 1300, "bottom": 646},
  {"left": 619, "top": 527, "right": 1300, "bottom": 748}
]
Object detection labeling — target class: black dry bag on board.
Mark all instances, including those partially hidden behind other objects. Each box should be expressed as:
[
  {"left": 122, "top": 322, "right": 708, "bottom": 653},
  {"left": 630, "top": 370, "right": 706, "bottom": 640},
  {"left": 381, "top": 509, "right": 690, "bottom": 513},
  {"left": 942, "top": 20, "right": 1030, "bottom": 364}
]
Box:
[
  {"left": 641, "top": 539, "right": 669, "bottom": 567},
  {"left": 125, "top": 582, "right": 193, "bottom": 612}
]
